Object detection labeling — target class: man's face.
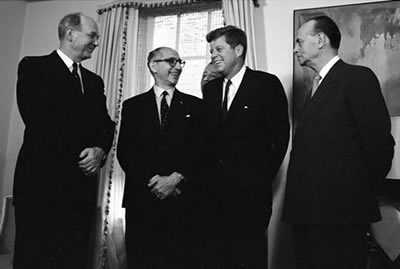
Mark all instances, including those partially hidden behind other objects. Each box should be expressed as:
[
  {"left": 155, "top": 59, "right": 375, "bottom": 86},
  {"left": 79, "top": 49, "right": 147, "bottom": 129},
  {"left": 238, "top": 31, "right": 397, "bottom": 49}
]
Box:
[
  {"left": 201, "top": 62, "right": 221, "bottom": 89},
  {"left": 294, "top": 20, "right": 319, "bottom": 68},
  {"left": 71, "top": 16, "right": 99, "bottom": 62},
  {"left": 209, "top": 35, "right": 241, "bottom": 78},
  {"left": 151, "top": 48, "right": 183, "bottom": 88}
]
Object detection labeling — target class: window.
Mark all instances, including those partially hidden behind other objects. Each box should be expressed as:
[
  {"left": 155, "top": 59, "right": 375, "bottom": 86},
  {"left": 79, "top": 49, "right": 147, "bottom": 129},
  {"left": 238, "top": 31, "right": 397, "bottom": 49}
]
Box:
[{"left": 147, "top": 5, "right": 224, "bottom": 98}]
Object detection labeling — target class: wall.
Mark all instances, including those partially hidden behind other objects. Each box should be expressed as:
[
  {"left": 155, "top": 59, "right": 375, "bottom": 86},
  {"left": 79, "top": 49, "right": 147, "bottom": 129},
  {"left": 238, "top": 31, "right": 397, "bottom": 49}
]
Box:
[{"left": 0, "top": 1, "right": 27, "bottom": 204}]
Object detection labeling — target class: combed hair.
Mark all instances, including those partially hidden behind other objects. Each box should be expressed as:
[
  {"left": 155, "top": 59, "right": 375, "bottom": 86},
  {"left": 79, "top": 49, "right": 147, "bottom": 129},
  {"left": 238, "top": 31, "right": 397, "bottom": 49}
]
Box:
[
  {"left": 206, "top": 25, "right": 247, "bottom": 60},
  {"left": 58, "top": 12, "right": 83, "bottom": 40},
  {"left": 309, "top": 15, "right": 341, "bottom": 50}
]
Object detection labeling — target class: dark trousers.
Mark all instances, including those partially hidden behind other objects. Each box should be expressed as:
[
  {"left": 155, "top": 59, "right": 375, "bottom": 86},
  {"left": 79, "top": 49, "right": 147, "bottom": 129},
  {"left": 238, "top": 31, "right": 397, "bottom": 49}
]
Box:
[
  {"left": 292, "top": 223, "right": 369, "bottom": 269},
  {"left": 201, "top": 190, "right": 271, "bottom": 269},
  {"left": 125, "top": 200, "right": 198, "bottom": 269},
  {"left": 14, "top": 205, "right": 94, "bottom": 269}
]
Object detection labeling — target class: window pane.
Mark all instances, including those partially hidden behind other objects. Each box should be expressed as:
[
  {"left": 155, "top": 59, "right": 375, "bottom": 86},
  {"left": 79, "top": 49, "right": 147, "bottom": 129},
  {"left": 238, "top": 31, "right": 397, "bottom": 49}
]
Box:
[
  {"left": 179, "top": 12, "right": 208, "bottom": 57},
  {"left": 177, "top": 59, "right": 207, "bottom": 99},
  {"left": 153, "top": 15, "right": 177, "bottom": 49},
  {"left": 210, "top": 10, "right": 224, "bottom": 30}
]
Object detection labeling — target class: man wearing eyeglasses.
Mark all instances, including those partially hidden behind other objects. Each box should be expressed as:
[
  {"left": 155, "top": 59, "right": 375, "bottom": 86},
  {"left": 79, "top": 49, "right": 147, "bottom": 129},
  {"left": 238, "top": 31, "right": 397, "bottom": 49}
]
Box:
[
  {"left": 13, "top": 12, "right": 115, "bottom": 269},
  {"left": 117, "top": 46, "right": 204, "bottom": 269}
]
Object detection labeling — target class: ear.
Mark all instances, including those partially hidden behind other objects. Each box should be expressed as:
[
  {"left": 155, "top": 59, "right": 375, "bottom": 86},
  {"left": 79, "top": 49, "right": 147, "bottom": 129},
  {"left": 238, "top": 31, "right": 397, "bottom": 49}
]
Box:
[
  {"left": 65, "top": 27, "right": 75, "bottom": 42},
  {"left": 149, "top": 61, "right": 158, "bottom": 74},
  {"left": 235, "top": 44, "right": 244, "bottom": 58},
  {"left": 316, "top": 32, "right": 327, "bottom": 49}
]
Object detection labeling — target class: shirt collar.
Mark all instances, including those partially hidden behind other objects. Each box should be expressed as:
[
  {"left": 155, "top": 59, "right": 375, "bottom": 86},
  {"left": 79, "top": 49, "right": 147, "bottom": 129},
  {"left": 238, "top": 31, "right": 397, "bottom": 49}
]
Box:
[
  {"left": 57, "top": 49, "right": 75, "bottom": 70},
  {"left": 319, "top": 55, "right": 340, "bottom": 80},
  {"left": 153, "top": 85, "right": 175, "bottom": 98},
  {"left": 225, "top": 64, "right": 246, "bottom": 89}
]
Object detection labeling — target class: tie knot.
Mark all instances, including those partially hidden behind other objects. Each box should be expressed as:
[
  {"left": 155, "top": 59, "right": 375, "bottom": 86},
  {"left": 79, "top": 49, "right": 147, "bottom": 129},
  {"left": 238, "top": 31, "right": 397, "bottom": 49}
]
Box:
[{"left": 162, "top": 91, "right": 168, "bottom": 97}]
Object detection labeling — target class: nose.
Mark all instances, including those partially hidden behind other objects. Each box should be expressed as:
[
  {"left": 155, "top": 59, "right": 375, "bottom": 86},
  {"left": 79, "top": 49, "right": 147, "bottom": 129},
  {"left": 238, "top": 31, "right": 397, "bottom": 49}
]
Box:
[
  {"left": 293, "top": 44, "right": 299, "bottom": 54},
  {"left": 93, "top": 38, "right": 99, "bottom": 46}
]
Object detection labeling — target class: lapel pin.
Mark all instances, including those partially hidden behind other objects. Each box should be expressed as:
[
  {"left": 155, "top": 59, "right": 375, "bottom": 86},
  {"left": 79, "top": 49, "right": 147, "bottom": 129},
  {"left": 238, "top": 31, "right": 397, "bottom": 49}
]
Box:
[
  {"left": 244, "top": 105, "right": 249, "bottom": 109},
  {"left": 185, "top": 114, "right": 191, "bottom": 118}
]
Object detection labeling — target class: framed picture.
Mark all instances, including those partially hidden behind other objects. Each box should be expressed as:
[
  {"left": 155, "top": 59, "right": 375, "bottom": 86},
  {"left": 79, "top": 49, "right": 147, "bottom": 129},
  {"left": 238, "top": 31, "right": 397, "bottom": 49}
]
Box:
[{"left": 293, "top": 1, "right": 400, "bottom": 181}]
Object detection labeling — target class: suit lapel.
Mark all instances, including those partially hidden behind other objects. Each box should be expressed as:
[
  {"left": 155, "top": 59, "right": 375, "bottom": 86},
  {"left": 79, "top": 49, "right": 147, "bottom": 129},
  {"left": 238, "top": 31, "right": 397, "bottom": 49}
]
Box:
[
  {"left": 50, "top": 51, "right": 84, "bottom": 97},
  {"left": 207, "top": 78, "right": 224, "bottom": 127},
  {"left": 144, "top": 88, "right": 163, "bottom": 134},
  {"left": 164, "top": 89, "right": 186, "bottom": 132},
  {"left": 223, "top": 68, "right": 252, "bottom": 124},
  {"left": 294, "top": 60, "right": 344, "bottom": 140}
]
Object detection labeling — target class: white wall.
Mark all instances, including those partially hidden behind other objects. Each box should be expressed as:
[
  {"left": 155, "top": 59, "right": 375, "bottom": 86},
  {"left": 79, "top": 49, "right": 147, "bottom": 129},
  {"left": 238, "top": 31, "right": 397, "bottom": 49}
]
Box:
[{"left": 0, "top": 1, "right": 27, "bottom": 203}]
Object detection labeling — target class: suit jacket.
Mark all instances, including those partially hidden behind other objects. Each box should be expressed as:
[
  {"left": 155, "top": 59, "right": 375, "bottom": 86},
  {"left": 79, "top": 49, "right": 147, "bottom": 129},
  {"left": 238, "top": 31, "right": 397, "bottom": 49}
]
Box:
[
  {"left": 14, "top": 51, "right": 115, "bottom": 209},
  {"left": 117, "top": 88, "right": 204, "bottom": 209},
  {"left": 202, "top": 67, "right": 290, "bottom": 213},
  {"left": 283, "top": 60, "right": 395, "bottom": 224}
]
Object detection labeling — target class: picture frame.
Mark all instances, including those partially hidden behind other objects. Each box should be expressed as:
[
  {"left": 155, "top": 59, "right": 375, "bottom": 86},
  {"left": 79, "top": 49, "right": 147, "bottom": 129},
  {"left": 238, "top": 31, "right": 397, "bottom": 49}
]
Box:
[{"left": 293, "top": 1, "right": 400, "bottom": 182}]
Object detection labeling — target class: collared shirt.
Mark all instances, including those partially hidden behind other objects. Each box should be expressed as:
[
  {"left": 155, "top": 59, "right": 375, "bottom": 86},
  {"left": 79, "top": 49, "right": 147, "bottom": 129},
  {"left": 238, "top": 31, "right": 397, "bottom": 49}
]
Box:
[
  {"left": 57, "top": 49, "right": 84, "bottom": 92},
  {"left": 154, "top": 85, "right": 175, "bottom": 122},
  {"left": 223, "top": 64, "right": 246, "bottom": 110},
  {"left": 317, "top": 55, "right": 340, "bottom": 87}
]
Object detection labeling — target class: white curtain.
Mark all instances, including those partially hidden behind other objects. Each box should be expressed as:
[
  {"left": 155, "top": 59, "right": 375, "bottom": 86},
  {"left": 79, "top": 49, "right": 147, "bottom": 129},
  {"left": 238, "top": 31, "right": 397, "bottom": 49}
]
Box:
[
  {"left": 92, "top": 4, "right": 139, "bottom": 269},
  {"left": 222, "top": 0, "right": 258, "bottom": 69}
]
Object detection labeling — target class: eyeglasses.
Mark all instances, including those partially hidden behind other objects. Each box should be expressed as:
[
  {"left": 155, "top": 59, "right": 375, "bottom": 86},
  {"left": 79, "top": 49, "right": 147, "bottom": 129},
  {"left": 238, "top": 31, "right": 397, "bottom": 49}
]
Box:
[{"left": 154, "top": 58, "right": 186, "bottom": 68}]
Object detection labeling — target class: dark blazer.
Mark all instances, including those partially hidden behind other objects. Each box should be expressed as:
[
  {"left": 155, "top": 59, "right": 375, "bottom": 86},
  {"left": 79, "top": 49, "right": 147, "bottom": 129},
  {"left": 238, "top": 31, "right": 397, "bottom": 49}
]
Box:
[
  {"left": 202, "top": 67, "right": 290, "bottom": 213},
  {"left": 117, "top": 88, "right": 204, "bottom": 209},
  {"left": 283, "top": 60, "right": 395, "bottom": 224},
  {"left": 14, "top": 51, "right": 115, "bottom": 209}
]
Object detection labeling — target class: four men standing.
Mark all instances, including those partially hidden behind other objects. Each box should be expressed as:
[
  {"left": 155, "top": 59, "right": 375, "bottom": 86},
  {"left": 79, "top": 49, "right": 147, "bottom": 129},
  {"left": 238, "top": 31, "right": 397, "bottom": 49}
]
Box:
[{"left": 12, "top": 10, "right": 394, "bottom": 269}]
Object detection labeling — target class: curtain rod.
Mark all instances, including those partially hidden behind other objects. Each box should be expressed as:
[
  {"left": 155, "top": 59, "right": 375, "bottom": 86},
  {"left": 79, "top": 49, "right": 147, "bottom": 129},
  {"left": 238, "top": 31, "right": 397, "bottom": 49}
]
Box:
[{"left": 98, "top": 0, "right": 260, "bottom": 14}]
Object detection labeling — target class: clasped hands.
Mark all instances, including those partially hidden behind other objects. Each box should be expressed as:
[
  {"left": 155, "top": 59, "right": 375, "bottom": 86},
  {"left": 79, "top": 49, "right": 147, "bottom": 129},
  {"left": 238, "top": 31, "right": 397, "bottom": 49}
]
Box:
[
  {"left": 148, "top": 172, "right": 183, "bottom": 200},
  {"left": 78, "top": 147, "right": 105, "bottom": 176}
]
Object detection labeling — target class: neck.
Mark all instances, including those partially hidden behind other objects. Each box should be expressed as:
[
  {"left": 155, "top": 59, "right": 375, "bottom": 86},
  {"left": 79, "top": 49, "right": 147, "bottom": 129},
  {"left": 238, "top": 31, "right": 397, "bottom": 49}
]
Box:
[
  {"left": 59, "top": 45, "right": 80, "bottom": 63},
  {"left": 155, "top": 82, "right": 175, "bottom": 91},
  {"left": 313, "top": 52, "right": 337, "bottom": 73},
  {"left": 224, "top": 61, "right": 244, "bottom": 80}
]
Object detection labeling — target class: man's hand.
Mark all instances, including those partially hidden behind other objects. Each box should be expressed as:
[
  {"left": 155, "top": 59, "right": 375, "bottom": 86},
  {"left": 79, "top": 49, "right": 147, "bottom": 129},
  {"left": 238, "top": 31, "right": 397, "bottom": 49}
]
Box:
[
  {"left": 78, "top": 147, "right": 105, "bottom": 176},
  {"left": 148, "top": 172, "right": 183, "bottom": 200}
]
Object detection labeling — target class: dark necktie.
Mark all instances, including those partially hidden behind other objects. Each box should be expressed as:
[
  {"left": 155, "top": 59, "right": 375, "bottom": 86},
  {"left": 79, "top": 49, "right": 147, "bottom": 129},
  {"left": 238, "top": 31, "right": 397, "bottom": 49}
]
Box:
[
  {"left": 72, "top": 62, "right": 83, "bottom": 93},
  {"left": 160, "top": 91, "right": 169, "bottom": 130},
  {"left": 221, "top": 79, "right": 231, "bottom": 123}
]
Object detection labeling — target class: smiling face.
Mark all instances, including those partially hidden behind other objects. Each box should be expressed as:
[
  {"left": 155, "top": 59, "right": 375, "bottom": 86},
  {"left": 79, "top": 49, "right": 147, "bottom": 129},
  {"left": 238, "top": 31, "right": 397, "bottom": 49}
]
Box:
[
  {"left": 150, "top": 48, "right": 183, "bottom": 88},
  {"left": 294, "top": 20, "right": 320, "bottom": 69},
  {"left": 70, "top": 16, "right": 99, "bottom": 62},
  {"left": 201, "top": 62, "right": 221, "bottom": 90},
  {"left": 209, "top": 35, "right": 243, "bottom": 79}
]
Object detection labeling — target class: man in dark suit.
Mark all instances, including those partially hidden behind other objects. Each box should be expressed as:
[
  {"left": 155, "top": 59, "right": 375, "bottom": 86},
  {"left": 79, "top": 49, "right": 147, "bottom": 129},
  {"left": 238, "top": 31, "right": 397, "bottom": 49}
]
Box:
[
  {"left": 117, "top": 47, "right": 203, "bottom": 269},
  {"left": 201, "top": 25, "right": 290, "bottom": 268},
  {"left": 13, "top": 13, "right": 115, "bottom": 269},
  {"left": 283, "top": 15, "right": 395, "bottom": 269}
]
